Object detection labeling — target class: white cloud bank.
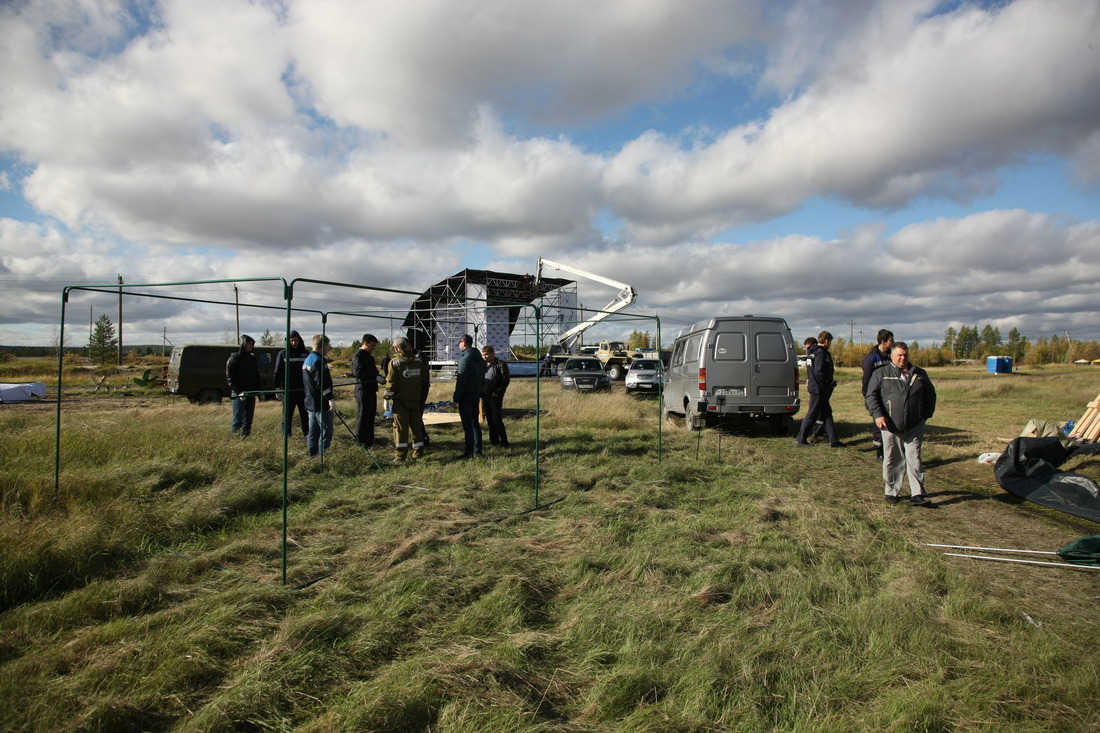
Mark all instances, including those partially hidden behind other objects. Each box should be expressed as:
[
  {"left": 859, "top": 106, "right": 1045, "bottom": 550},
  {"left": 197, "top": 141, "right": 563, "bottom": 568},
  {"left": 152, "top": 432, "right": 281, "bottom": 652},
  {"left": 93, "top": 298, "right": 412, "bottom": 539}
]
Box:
[{"left": 0, "top": 0, "right": 1098, "bottom": 345}]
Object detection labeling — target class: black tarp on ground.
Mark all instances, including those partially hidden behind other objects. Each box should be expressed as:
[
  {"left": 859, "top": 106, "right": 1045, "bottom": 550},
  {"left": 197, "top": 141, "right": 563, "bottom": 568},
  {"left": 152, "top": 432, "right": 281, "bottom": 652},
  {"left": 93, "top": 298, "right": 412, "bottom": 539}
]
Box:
[{"left": 993, "top": 436, "right": 1100, "bottom": 524}]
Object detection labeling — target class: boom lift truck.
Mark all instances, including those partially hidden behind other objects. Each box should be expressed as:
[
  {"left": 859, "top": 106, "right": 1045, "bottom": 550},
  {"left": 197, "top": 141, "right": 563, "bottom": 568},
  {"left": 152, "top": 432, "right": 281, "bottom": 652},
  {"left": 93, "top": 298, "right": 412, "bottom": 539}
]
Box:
[{"left": 535, "top": 257, "right": 638, "bottom": 379}]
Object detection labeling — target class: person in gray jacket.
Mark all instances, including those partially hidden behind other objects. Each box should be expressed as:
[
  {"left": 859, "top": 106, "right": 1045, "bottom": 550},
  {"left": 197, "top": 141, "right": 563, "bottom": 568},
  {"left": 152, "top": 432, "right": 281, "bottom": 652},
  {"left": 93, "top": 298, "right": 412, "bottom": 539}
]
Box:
[{"left": 865, "top": 342, "right": 937, "bottom": 506}]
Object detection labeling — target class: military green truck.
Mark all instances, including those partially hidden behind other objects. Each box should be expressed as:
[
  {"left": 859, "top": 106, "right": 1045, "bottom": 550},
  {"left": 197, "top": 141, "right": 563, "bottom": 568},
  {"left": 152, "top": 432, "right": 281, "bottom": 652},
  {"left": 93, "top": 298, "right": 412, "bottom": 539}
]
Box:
[
  {"left": 166, "top": 344, "right": 281, "bottom": 404},
  {"left": 596, "top": 340, "right": 633, "bottom": 380}
]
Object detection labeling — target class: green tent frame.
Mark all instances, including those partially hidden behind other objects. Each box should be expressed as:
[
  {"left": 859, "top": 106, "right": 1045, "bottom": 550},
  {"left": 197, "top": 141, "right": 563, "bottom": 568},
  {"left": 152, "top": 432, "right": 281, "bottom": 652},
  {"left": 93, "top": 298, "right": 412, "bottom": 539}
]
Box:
[{"left": 55, "top": 276, "right": 662, "bottom": 584}]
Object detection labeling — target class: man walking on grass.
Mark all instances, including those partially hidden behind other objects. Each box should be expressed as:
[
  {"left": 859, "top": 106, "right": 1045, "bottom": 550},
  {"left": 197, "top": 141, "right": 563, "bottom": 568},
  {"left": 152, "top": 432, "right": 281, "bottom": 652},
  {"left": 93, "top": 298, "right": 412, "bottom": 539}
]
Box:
[{"left": 865, "top": 342, "right": 937, "bottom": 506}]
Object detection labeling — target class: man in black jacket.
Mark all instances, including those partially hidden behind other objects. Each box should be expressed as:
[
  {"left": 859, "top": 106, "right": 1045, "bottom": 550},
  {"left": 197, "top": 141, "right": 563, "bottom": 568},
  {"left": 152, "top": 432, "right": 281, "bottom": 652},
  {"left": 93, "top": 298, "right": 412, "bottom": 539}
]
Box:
[
  {"left": 481, "top": 344, "right": 511, "bottom": 448},
  {"left": 794, "top": 331, "right": 840, "bottom": 447},
  {"left": 452, "top": 334, "right": 486, "bottom": 458},
  {"left": 352, "top": 334, "right": 381, "bottom": 448},
  {"left": 273, "top": 330, "right": 309, "bottom": 437},
  {"left": 865, "top": 342, "right": 937, "bottom": 506},
  {"left": 226, "top": 334, "right": 261, "bottom": 436}
]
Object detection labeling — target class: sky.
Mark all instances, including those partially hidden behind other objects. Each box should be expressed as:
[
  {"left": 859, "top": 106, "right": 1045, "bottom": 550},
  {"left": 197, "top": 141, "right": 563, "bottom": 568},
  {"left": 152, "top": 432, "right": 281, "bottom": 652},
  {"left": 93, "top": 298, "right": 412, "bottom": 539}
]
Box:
[{"left": 1, "top": 0, "right": 1098, "bottom": 352}]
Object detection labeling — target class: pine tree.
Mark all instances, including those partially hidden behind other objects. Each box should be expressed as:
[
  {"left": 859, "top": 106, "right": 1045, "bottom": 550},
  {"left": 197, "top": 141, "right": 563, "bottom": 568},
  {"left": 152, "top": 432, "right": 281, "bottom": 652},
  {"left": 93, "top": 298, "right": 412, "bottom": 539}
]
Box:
[{"left": 88, "top": 314, "right": 118, "bottom": 364}]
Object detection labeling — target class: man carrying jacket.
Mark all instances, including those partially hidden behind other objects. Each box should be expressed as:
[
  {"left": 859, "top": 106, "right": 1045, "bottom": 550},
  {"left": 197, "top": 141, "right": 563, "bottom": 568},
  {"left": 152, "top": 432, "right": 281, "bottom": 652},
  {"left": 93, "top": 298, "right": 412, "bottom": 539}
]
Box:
[
  {"left": 273, "top": 330, "right": 310, "bottom": 437},
  {"left": 303, "top": 333, "right": 334, "bottom": 457},
  {"left": 861, "top": 329, "right": 894, "bottom": 459},
  {"left": 865, "top": 342, "right": 937, "bottom": 506},
  {"left": 226, "top": 334, "right": 261, "bottom": 437}
]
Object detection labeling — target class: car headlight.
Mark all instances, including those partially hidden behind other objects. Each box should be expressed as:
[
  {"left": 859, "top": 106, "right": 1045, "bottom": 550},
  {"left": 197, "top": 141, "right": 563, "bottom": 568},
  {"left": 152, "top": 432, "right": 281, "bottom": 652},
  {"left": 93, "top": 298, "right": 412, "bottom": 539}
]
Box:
[{"left": 561, "top": 376, "right": 573, "bottom": 384}]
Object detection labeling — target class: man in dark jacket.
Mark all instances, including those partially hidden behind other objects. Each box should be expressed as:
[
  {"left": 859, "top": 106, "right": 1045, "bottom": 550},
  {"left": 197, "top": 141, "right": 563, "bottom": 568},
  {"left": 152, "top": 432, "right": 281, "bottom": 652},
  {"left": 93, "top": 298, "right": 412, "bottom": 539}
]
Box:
[
  {"left": 273, "top": 330, "right": 310, "bottom": 437},
  {"left": 480, "top": 344, "right": 511, "bottom": 449},
  {"left": 794, "top": 331, "right": 840, "bottom": 447},
  {"left": 860, "top": 329, "right": 894, "bottom": 459},
  {"left": 226, "top": 334, "right": 261, "bottom": 436},
  {"left": 352, "top": 333, "right": 381, "bottom": 448},
  {"left": 303, "top": 333, "right": 335, "bottom": 457},
  {"left": 865, "top": 342, "right": 937, "bottom": 506},
  {"left": 452, "top": 334, "right": 486, "bottom": 458}
]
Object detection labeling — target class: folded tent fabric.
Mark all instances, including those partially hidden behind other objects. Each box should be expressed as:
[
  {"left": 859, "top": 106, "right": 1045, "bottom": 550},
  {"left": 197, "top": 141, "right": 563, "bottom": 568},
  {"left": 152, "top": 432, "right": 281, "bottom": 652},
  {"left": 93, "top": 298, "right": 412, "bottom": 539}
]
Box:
[
  {"left": 1057, "top": 535, "right": 1100, "bottom": 567},
  {"left": 0, "top": 382, "right": 47, "bottom": 402},
  {"left": 993, "top": 436, "right": 1100, "bottom": 524}
]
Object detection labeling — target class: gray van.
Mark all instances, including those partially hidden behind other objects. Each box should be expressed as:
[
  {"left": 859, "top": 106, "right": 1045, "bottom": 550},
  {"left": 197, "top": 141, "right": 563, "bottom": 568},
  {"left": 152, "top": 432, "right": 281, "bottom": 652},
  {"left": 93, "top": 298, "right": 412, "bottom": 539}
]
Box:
[
  {"left": 166, "top": 344, "right": 281, "bottom": 404},
  {"left": 662, "top": 316, "right": 800, "bottom": 432}
]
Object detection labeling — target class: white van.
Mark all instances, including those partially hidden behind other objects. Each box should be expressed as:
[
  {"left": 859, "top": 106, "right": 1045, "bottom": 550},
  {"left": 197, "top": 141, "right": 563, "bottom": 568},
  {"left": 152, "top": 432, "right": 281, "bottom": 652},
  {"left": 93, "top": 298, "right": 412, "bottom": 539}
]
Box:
[{"left": 662, "top": 316, "right": 800, "bottom": 432}]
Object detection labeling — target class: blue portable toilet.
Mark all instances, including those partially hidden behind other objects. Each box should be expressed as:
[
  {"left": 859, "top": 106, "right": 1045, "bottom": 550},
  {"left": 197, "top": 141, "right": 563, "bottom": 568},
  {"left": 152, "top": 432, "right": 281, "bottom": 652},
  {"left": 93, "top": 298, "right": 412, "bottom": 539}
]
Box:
[{"left": 987, "top": 356, "right": 1012, "bottom": 373}]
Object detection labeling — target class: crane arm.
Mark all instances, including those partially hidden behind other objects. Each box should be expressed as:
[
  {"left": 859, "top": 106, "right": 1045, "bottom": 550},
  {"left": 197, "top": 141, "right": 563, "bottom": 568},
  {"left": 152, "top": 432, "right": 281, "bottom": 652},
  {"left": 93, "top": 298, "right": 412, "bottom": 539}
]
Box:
[{"left": 536, "top": 257, "right": 637, "bottom": 353}]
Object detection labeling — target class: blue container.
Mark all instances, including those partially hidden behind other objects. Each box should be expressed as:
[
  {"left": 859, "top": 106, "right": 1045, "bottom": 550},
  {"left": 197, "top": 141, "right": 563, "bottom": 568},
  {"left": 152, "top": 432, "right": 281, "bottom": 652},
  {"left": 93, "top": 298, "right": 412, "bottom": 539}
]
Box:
[{"left": 986, "top": 356, "right": 1012, "bottom": 373}]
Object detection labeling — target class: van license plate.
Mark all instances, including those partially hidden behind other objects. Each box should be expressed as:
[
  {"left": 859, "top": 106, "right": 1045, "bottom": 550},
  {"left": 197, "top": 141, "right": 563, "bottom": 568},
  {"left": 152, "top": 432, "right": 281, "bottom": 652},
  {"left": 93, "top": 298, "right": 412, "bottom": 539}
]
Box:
[{"left": 714, "top": 388, "right": 746, "bottom": 397}]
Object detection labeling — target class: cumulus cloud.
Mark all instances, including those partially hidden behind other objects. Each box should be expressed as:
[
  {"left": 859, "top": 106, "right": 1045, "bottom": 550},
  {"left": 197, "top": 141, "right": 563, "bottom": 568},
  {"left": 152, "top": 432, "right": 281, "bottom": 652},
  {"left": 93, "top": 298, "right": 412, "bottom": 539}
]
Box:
[
  {"left": 0, "top": 0, "right": 1098, "bottom": 345},
  {"left": 605, "top": 0, "right": 1100, "bottom": 242}
]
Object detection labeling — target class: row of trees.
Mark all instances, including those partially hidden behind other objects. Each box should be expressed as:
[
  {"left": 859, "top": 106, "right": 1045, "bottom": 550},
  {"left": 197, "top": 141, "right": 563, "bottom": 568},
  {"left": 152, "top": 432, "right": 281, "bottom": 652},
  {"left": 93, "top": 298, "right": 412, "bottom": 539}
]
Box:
[
  {"left": 76, "top": 315, "right": 1100, "bottom": 367},
  {"left": 824, "top": 326, "right": 1100, "bottom": 368}
]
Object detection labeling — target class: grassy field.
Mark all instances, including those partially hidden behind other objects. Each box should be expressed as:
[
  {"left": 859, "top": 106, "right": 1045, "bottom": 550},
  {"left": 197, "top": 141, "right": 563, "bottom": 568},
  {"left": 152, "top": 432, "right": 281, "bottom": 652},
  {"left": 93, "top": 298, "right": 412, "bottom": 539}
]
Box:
[{"left": 1, "top": 362, "right": 1099, "bottom": 731}]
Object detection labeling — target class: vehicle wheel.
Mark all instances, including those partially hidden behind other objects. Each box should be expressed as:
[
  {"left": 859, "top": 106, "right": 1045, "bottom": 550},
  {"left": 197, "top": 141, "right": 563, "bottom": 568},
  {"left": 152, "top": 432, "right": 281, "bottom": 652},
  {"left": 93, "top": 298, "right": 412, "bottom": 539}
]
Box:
[
  {"left": 770, "top": 416, "right": 791, "bottom": 435},
  {"left": 196, "top": 388, "right": 222, "bottom": 404},
  {"left": 607, "top": 364, "right": 624, "bottom": 380},
  {"left": 685, "top": 411, "right": 703, "bottom": 431}
]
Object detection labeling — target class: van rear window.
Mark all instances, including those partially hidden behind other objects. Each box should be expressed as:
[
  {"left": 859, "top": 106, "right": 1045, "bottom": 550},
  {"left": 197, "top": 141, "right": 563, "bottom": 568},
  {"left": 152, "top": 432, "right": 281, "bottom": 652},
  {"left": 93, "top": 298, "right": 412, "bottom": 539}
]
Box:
[
  {"left": 756, "top": 332, "right": 789, "bottom": 362},
  {"left": 713, "top": 333, "right": 746, "bottom": 361}
]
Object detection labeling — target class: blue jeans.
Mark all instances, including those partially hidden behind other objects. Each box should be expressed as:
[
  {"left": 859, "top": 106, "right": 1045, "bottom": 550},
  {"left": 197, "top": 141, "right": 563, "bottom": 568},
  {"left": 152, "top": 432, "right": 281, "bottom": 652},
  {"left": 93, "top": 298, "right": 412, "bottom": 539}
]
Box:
[
  {"left": 231, "top": 393, "right": 256, "bottom": 436},
  {"left": 457, "top": 393, "right": 483, "bottom": 456},
  {"left": 307, "top": 410, "right": 334, "bottom": 456}
]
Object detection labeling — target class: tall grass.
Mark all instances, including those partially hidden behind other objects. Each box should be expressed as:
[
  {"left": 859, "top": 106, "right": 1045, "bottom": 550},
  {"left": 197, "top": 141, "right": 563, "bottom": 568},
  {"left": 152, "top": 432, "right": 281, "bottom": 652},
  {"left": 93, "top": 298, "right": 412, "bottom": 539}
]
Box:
[{"left": 1, "top": 367, "right": 1098, "bottom": 731}]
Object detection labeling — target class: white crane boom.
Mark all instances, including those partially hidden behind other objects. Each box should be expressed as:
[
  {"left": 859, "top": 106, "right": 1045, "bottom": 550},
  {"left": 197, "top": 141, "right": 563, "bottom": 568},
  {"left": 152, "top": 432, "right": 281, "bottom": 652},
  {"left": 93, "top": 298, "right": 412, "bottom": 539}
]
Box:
[{"left": 535, "top": 257, "right": 637, "bottom": 353}]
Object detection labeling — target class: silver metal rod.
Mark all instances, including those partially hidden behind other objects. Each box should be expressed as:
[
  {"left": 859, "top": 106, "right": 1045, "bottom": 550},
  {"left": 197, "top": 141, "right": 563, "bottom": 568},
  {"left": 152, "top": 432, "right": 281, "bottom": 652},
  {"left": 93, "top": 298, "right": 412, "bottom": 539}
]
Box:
[
  {"left": 943, "top": 553, "right": 1100, "bottom": 571},
  {"left": 925, "top": 543, "right": 1058, "bottom": 556}
]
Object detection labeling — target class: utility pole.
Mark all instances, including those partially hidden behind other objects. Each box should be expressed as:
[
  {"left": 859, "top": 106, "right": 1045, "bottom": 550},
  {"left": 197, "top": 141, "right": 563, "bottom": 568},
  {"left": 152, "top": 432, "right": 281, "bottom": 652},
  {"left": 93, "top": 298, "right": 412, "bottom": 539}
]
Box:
[
  {"left": 117, "top": 274, "right": 124, "bottom": 365},
  {"left": 234, "top": 285, "right": 240, "bottom": 342},
  {"left": 847, "top": 320, "right": 855, "bottom": 344}
]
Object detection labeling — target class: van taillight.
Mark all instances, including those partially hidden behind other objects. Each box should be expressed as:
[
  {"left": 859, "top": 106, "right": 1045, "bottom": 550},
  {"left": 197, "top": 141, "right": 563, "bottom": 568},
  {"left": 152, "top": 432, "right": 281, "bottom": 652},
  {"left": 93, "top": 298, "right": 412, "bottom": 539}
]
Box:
[{"left": 698, "top": 367, "right": 706, "bottom": 391}]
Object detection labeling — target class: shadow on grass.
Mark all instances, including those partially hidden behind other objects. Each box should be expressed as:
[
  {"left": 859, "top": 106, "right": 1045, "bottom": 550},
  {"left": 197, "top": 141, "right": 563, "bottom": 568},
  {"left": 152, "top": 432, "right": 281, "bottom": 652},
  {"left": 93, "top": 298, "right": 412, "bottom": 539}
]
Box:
[{"left": 928, "top": 488, "right": 998, "bottom": 507}]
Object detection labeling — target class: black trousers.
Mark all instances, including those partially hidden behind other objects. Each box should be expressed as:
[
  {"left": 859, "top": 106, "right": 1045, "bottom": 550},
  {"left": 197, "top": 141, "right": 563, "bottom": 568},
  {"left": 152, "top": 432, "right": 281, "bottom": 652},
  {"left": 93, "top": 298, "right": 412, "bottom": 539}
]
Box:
[
  {"left": 355, "top": 386, "right": 377, "bottom": 447},
  {"left": 282, "top": 391, "right": 308, "bottom": 436}
]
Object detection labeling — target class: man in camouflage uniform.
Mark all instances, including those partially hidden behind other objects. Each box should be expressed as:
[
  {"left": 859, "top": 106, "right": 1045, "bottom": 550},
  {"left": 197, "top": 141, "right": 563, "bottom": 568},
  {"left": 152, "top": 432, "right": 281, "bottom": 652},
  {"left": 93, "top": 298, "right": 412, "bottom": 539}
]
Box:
[{"left": 383, "top": 337, "right": 429, "bottom": 463}]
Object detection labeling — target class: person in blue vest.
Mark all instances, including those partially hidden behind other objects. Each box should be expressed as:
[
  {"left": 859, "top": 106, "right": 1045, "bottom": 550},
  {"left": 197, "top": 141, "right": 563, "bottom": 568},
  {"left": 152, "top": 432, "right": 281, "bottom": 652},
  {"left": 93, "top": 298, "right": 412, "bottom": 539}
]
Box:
[
  {"left": 861, "top": 329, "right": 894, "bottom": 459},
  {"left": 302, "top": 333, "right": 334, "bottom": 457},
  {"left": 452, "top": 334, "right": 486, "bottom": 459}
]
